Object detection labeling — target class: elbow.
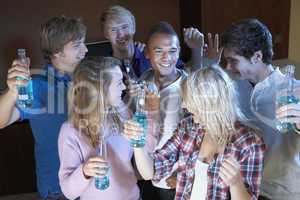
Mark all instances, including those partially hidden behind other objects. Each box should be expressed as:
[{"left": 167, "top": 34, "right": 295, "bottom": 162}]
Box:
[
  {"left": 59, "top": 183, "right": 79, "bottom": 200},
  {"left": 141, "top": 174, "right": 153, "bottom": 180},
  {"left": 0, "top": 121, "right": 7, "bottom": 129},
  {"left": 141, "top": 172, "right": 154, "bottom": 180}
]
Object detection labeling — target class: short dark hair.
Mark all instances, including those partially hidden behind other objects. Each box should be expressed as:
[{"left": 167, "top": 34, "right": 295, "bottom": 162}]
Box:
[
  {"left": 40, "top": 16, "right": 87, "bottom": 63},
  {"left": 146, "top": 21, "right": 179, "bottom": 44},
  {"left": 221, "top": 18, "right": 273, "bottom": 64}
]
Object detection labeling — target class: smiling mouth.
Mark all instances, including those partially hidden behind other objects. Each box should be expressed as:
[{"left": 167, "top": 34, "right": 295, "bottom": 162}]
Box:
[
  {"left": 77, "top": 54, "right": 86, "bottom": 60},
  {"left": 159, "top": 63, "right": 171, "bottom": 68},
  {"left": 117, "top": 38, "right": 129, "bottom": 45}
]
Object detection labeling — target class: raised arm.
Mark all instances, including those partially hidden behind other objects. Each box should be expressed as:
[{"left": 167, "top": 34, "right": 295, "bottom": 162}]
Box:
[
  {"left": 0, "top": 59, "right": 29, "bottom": 128},
  {"left": 183, "top": 27, "right": 204, "bottom": 71}
]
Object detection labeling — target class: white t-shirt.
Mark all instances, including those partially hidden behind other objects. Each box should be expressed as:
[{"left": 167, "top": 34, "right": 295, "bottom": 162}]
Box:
[
  {"left": 141, "top": 68, "right": 187, "bottom": 189},
  {"left": 190, "top": 160, "right": 209, "bottom": 200}
]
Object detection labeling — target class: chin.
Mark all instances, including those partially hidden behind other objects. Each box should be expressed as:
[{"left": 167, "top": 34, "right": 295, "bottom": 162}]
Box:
[{"left": 161, "top": 68, "right": 175, "bottom": 76}]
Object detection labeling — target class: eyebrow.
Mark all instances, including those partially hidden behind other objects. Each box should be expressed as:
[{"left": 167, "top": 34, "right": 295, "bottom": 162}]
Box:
[
  {"left": 73, "top": 39, "right": 84, "bottom": 45},
  {"left": 153, "top": 46, "right": 178, "bottom": 50}
]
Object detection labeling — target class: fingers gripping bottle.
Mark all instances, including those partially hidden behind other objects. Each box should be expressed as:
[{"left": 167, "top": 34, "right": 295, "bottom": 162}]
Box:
[{"left": 276, "top": 65, "right": 299, "bottom": 133}]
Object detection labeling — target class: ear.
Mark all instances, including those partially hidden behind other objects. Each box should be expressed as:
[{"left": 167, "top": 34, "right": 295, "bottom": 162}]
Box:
[
  {"left": 130, "top": 20, "right": 136, "bottom": 35},
  {"left": 52, "top": 51, "right": 65, "bottom": 61},
  {"left": 132, "top": 25, "right": 136, "bottom": 35},
  {"left": 103, "top": 29, "right": 109, "bottom": 40},
  {"left": 250, "top": 50, "right": 263, "bottom": 64}
]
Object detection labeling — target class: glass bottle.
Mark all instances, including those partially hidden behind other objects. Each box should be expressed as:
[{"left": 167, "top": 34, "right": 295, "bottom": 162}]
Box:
[
  {"left": 16, "top": 48, "right": 33, "bottom": 108},
  {"left": 276, "top": 65, "right": 299, "bottom": 133},
  {"left": 131, "top": 80, "right": 148, "bottom": 147},
  {"left": 95, "top": 136, "right": 110, "bottom": 190}
]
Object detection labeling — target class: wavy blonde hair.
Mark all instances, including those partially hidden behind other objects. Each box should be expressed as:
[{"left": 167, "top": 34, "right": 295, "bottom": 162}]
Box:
[
  {"left": 68, "top": 56, "right": 122, "bottom": 148},
  {"left": 182, "top": 65, "right": 246, "bottom": 146}
]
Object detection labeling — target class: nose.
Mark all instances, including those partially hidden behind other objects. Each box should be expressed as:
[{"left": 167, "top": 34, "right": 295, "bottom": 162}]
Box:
[
  {"left": 82, "top": 43, "right": 88, "bottom": 53},
  {"left": 121, "top": 81, "right": 126, "bottom": 91},
  {"left": 161, "top": 52, "right": 170, "bottom": 61},
  {"left": 116, "top": 29, "right": 125, "bottom": 38}
]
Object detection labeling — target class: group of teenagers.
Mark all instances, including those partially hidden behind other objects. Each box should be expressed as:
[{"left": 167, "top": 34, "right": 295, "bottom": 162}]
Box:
[{"left": 1, "top": 4, "right": 300, "bottom": 200}]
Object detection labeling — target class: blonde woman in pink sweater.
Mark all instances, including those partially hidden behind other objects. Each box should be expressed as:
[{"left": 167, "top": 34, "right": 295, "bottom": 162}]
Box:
[{"left": 58, "top": 57, "right": 140, "bottom": 200}]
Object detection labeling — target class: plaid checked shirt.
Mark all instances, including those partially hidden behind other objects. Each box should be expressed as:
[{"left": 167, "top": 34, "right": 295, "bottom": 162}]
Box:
[{"left": 152, "top": 116, "right": 265, "bottom": 200}]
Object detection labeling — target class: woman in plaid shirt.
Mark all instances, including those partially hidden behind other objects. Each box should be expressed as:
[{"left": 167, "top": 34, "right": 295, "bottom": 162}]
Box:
[{"left": 124, "top": 66, "right": 265, "bottom": 200}]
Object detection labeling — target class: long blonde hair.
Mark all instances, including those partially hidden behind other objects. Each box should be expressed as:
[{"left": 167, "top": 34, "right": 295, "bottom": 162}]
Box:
[
  {"left": 68, "top": 56, "right": 122, "bottom": 148},
  {"left": 182, "top": 65, "right": 246, "bottom": 146}
]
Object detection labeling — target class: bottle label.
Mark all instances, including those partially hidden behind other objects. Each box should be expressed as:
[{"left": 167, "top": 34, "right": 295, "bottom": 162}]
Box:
[{"left": 18, "top": 94, "right": 29, "bottom": 100}]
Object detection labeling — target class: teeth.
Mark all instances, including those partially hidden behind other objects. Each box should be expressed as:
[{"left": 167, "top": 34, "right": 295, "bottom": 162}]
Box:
[{"left": 117, "top": 39, "right": 127, "bottom": 43}]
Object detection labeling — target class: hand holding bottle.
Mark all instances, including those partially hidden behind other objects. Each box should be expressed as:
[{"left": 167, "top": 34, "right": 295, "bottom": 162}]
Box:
[
  {"left": 145, "top": 83, "right": 160, "bottom": 112},
  {"left": 276, "top": 102, "right": 300, "bottom": 135},
  {"left": 127, "top": 79, "right": 141, "bottom": 97},
  {"left": 82, "top": 156, "right": 109, "bottom": 179},
  {"left": 6, "top": 56, "right": 30, "bottom": 95},
  {"left": 276, "top": 65, "right": 299, "bottom": 133},
  {"left": 123, "top": 120, "right": 145, "bottom": 144}
]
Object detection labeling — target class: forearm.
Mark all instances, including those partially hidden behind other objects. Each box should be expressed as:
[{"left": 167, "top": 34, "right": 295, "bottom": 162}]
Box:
[
  {"left": 59, "top": 164, "right": 90, "bottom": 199},
  {"left": 229, "top": 180, "right": 252, "bottom": 200},
  {"left": 186, "top": 47, "right": 203, "bottom": 72},
  {"left": 0, "top": 89, "right": 18, "bottom": 128},
  {"left": 134, "top": 147, "right": 154, "bottom": 180}
]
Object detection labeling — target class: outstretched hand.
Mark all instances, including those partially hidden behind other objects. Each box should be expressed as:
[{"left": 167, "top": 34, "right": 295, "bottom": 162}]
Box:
[
  {"left": 183, "top": 27, "right": 204, "bottom": 49},
  {"left": 204, "top": 33, "right": 223, "bottom": 64},
  {"left": 135, "top": 41, "right": 146, "bottom": 52}
]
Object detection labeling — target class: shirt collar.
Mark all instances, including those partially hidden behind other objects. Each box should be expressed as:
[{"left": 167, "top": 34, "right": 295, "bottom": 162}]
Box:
[
  {"left": 134, "top": 46, "right": 144, "bottom": 60},
  {"left": 44, "top": 64, "right": 72, "bottom": 82}
]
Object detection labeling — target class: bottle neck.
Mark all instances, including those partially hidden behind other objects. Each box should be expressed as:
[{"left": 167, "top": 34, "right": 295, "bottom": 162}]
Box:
[
  {"left": 286, "top": 65, "right": 295, "bottom": 94},
  {"left": 136, "top": 87, "right": 145, "bottom": 114}
]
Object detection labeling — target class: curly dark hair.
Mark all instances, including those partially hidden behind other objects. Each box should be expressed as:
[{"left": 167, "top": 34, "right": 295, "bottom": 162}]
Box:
[{"left": 221, "top": 18, "right": 273, "bottom": 64}]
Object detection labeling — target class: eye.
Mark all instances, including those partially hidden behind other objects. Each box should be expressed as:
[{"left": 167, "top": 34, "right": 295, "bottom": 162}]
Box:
[
  {"left": 73, "top": 42, "right": 82, "bottom": 48},
  {"left": 154, "top": 49, "right": 163, "bottom": 54},
  {"left": 169, "top": 49, "right": 177, "bottom": 54},
  {"left": 122, "top": 25, "right": 129, "bottom": 30},
  {"left": 110, "top": 28, "right": 117, "bottom": 32}
]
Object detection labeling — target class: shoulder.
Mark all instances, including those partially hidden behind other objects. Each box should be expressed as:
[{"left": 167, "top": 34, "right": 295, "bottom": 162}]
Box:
[
  {"left": 31, "top": 72, "right": 48, "bottom": 86},
  {"left": 177, "top": 113, "right": 198, "bottom": 135},
  {"left": 59, "top": 122, "right": 79, "bottom": 142},
  {"left": 178, "top": 68, "right": 188, "bottom": 80},
  {"left": 31, "top": 65, "right": 49, "bottom": 82},
  {"left": 231, "top": 123, "right": 265, "bottom": 153},
  {"left": 30, "top": 67, "right": 49, "bottom": 92}
]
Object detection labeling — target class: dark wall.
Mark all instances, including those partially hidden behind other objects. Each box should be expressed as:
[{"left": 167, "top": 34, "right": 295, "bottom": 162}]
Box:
[
  {"left": 0, "top": 122, "right": 36, "bottom": 196},
  {"left": 0, "top": 0, "right": 180, "bottom": 91}
]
